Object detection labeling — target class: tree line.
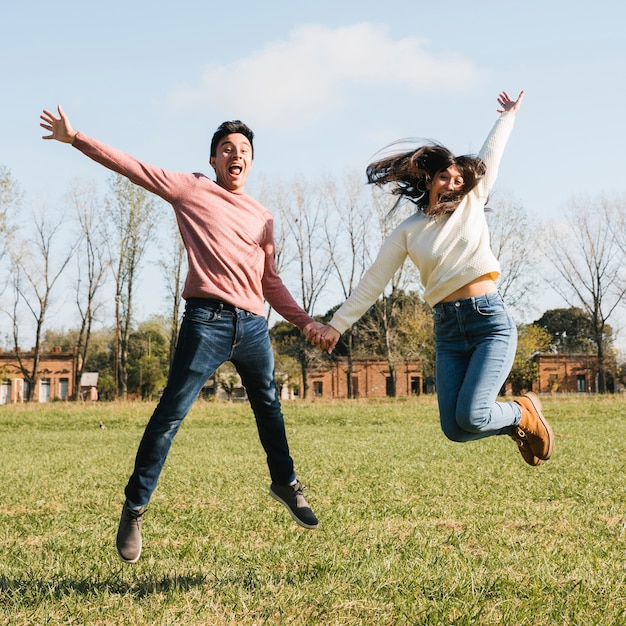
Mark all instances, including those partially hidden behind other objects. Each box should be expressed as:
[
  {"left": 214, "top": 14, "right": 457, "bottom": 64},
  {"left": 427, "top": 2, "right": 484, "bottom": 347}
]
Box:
[{"left": 1, "top": 164, "right": 625, "bottom": 400}]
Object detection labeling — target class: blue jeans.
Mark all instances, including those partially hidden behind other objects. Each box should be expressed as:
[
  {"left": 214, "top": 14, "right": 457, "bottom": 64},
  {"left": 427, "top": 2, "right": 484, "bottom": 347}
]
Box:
[
  {"left": 432, "top": 291, "right": 521, "bottom": 442},
  {"left": 125, "top": 298, "right": 296, "bottom": 507}
]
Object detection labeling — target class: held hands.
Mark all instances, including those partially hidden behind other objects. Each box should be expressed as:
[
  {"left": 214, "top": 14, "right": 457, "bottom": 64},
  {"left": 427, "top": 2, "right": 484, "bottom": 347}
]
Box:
[
  {"left": 497, "top": 90, "right": 524, "bottom": 115},
  {"left": 303, "top": 322, "right": 341, "bottom": 353},
  {"left": 40, "top": 105, "right": 78, "bottom": 143}
]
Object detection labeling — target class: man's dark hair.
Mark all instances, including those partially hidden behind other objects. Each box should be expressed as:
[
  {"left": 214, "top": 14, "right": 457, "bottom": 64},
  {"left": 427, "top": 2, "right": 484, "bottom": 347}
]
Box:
[{"left": 210, "top": 120, "right": 254, "bottom": 158}]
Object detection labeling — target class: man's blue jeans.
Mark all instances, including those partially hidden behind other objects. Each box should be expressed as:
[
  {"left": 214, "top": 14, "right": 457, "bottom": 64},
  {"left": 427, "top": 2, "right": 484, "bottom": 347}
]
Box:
[
  {"left": 125, "top": 298, "right": 296, "bottom": 507},
  {"left": 432, "top": 291, "right": 522, "bottom": 442}
]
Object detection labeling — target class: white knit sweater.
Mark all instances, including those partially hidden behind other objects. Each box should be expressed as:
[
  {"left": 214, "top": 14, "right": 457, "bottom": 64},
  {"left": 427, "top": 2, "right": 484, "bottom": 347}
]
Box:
[{"left": 330, "top": 111, "right": 516, "bottom": 334}]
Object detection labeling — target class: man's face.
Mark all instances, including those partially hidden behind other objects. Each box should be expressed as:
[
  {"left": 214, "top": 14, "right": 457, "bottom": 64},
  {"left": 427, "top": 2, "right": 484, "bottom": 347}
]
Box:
[{"left": 209, "top": 133, "right": 253, "bottom": 192}]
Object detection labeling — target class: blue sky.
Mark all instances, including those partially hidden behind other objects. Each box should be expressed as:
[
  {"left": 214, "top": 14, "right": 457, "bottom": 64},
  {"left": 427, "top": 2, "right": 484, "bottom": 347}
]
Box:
[
  {"left": 2, "top": 0, "right": 626, "bottom": 332},
  {"left": 4, "top": 0, "right": 624, "bottom": 214}
]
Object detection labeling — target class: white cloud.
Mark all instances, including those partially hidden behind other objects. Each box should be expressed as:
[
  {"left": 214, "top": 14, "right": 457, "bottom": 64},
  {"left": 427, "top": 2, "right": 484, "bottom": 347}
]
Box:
[{"left": 170, "top": 23, "right": 481, "bottom": 129}]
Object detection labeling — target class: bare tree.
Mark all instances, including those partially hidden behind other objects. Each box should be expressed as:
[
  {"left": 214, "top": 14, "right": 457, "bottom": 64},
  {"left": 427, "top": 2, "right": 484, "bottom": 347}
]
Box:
[
  {"left": 281, "top": 178, "right": 333, "bottom": 314},
  {"left": 67, "top": 180, "right": 110, "bottom": 399},
  {"left": 358, "top": 191, "right": 420, "bottom": 396},
  {"left": 256, "top": 175, "right": 291, "bottom": 327},
  {"left": 544, "top": 195, "right": 626, "bottom": 392},
  {"left": 0, "top": 166, "right": 21, "bottom": 258},
  {"left": 323, "top": 171, "right": 371, "bottom": 398},
  {"left": 5, "top": 202, "right": 77, "bottom": 400},
  {"left": 487, "top": 195, "right": 538, "bottom": 314},
  {"left": 105, "top": 174, "right": 161, "bottom": 399},
  {"left": 274, "top": 177, "right": 333, "bottom": 398},
  {"left": 158, "top": 213, "right": 187, "bottom": 367},
  {"left": 0, "top": 167, "right": 22, "bottom": 315},
  {"left": 394, "top": 295, "right": 437, "bottom": 385}
]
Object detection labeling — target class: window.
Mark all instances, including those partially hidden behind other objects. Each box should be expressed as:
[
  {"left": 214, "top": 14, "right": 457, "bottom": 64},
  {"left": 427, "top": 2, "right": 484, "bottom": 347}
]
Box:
[
  {"left": 0, "top": 380, "right": 11, "bottom": 404},
  {"left": 58, "top": 378, "right": 69, "bottom": 400},
  {"left": 39, "top": 378, "right": 51, "bottom": 403},
  {"left": 351, "top": 376, "right": 359, "bottom": 398},
  {"left": 312, "top": 381, "right": 323, "bottom": 397}
]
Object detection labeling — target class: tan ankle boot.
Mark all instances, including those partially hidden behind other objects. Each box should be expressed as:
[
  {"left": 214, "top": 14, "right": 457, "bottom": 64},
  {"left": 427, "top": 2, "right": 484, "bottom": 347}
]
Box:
[
  {"left": 509, "top": 427, "right": 541, "bottom": 466},
  {"left": 514, "top": 392, "right": 554, "bottom": 461}
]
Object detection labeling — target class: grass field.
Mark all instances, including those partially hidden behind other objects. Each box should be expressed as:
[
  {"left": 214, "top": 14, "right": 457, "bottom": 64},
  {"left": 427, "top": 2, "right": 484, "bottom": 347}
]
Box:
[{"left": 0, "top": 395, "right": 625, "bottom": 625}]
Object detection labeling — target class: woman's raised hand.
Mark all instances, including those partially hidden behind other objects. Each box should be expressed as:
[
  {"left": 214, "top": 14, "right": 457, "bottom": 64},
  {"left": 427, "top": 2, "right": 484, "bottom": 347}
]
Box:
[{"left": 497, "top": 90, "right": 524, "bottom": 114}]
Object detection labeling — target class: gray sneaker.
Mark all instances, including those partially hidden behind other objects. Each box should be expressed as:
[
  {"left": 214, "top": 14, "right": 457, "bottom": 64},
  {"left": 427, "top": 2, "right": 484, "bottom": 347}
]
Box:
[
  {"left": 116, "top": 501, "right": 145, "bottom": 563},
  {"left": 269, "top": 480, "right": 318, "bottom": 529}
]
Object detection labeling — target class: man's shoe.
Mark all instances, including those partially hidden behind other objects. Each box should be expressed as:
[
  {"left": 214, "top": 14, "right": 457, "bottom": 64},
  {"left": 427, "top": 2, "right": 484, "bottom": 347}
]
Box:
[
  {"left": 270, "top": 480, "right": 318, "bottom": 529},
  {"left": 515, "top": 392, "right": 555, "bottom": 461},
  {"left": 116, "top": 501, "right": 145, "bottom": 563}
]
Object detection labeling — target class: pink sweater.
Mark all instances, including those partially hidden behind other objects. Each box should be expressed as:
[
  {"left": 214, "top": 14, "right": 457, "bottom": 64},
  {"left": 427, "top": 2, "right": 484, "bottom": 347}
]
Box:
[{"left": 73, "top": 133, "right": 314, "bottom": 330}]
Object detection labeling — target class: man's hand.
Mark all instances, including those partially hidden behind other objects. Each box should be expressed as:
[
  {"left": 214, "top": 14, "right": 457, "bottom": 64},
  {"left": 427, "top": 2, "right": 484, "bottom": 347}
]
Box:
[
  {"left": 303, "top": 321, "right": 326, "bottom": 349},
  {"left": 304, "top": 322, "right": 341, "bottom": 354},
  {"left": 40, "top": 105, "right": 78, "bottom": 144}
]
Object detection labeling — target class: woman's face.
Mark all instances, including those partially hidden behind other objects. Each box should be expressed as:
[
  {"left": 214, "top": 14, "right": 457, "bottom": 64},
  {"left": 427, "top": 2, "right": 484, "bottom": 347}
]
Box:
[{"left": 427, "top": 165, "right": 464, "bottom": 207}]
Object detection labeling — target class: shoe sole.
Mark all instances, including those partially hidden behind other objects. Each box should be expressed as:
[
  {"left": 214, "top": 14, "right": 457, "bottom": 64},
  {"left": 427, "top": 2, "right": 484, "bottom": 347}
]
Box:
[
  {"left": 117, "top": 547, "right": 141, "bottom": 564},
  {"left": 269, "top": 488, "right": 318, "bottom": 530},
  {"left": 524, "top": 392, "right": 554, "bottom": 461}
]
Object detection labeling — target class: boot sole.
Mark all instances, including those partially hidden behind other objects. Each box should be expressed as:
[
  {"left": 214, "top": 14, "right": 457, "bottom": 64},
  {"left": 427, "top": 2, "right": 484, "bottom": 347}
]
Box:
[{"left": 524, "top": 392, "right": 554, "bottom": 460}]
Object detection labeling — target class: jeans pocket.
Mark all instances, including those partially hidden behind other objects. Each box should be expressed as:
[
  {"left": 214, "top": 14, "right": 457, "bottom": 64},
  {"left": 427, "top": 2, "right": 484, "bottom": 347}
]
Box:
[
  {"left": 186, "top": 306, "right": 220, "bottom": 323},
  {"left": 475, "top": 297, "right": 506, "bottom": 317}
]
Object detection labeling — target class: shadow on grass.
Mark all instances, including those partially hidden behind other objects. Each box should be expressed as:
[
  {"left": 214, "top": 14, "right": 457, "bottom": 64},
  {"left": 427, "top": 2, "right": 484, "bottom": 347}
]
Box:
[{"left": 0, "top": 571, "right": 211, "bottom": 600}]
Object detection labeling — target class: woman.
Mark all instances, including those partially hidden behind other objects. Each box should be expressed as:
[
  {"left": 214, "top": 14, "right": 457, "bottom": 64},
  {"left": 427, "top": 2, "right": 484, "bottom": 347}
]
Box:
[{"left": 314, "top": 90, "right": 553, "bottom": 466}]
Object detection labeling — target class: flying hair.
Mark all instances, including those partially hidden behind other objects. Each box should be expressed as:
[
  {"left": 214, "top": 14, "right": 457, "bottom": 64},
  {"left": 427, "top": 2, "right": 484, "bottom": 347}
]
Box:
[{"left": 366, "top": 139, "right": 486, "bottom": 218}]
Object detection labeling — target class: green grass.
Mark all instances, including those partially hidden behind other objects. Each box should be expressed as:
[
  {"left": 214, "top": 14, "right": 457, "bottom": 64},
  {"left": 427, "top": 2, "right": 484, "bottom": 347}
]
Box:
[{"left": 0, "top": 396, "right": 625, "bottom": 625}]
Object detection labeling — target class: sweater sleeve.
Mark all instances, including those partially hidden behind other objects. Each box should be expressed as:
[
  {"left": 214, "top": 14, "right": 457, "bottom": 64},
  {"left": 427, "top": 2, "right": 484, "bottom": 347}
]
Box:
[
  {"left": 261, "top": 220, "right": 315, "bottom": 331},
  {"left": 474, "top": 111, "right": 516, "bottom": 199},
  {"left": 329, "top": 227, "right": 408, "bottom": 334},
  {"left": 72, "top": 133, "right": 185, "bottom": 203}
]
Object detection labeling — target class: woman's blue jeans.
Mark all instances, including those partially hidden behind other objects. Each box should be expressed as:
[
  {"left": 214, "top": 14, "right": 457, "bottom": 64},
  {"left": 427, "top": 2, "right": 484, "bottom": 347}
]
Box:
[
  {"left": 124, "top": 298, "right": 296, "bottom": 507},
  {"left": 433, "top": 291, "right": 522, "bottom": 442}
]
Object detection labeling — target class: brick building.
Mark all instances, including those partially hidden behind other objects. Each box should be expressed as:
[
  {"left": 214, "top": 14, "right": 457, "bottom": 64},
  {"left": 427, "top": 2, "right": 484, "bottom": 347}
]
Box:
[
  {"left": 533, "top": 352, "right": 599, "bottom": 393},
  {"left": 307, "top": 357, "right": 425, "bottom": 399},
  {"left": 0, "top": 349, "right": 80, "bottom": 403},
  {"left": 307, "top": 353, "right": 603, "bottom": 399}
]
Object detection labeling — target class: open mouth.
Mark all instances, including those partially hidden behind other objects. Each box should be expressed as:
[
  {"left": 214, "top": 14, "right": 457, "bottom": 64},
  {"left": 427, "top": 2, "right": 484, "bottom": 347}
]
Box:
[
  {"left": 229, "top": 164, "right": 242, "bottom": 175},
  {"left": 438, "top": 191, "right": 460, "bottom": 203}
]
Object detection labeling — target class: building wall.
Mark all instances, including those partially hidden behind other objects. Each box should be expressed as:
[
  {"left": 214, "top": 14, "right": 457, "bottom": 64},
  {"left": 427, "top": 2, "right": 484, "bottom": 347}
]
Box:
[
  {"left": 534, "top": 353, "right": 599, "bottom": 393},
  {"left": 309, "top": 354, "right": 602, "bottom": 399},
  {"left": 1, "top": 350, "right": 599, "bottom": 403},
  {"left": 0, "top": 350, "right": 79, "bottom": 403},
  {"left": 308, "top": 358, "right": 424, "bottom": 399}
]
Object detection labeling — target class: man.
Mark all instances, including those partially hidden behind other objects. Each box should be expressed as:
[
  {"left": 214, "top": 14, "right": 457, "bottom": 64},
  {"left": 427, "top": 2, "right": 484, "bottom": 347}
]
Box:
[{"left": 41, "top": 106, "right": 321, "bottom": 564}]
